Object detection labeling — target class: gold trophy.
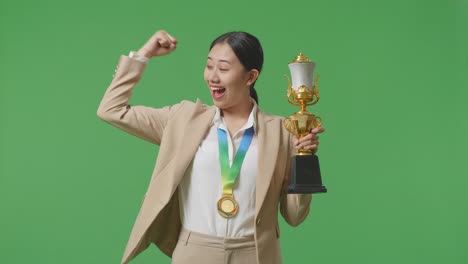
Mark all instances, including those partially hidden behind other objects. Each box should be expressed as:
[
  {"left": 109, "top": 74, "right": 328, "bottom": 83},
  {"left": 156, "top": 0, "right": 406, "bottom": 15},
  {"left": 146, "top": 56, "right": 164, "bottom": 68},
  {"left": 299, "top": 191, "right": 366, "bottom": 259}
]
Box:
[{"left": 283, "top": 53, "right": 327, "bottom": 194}]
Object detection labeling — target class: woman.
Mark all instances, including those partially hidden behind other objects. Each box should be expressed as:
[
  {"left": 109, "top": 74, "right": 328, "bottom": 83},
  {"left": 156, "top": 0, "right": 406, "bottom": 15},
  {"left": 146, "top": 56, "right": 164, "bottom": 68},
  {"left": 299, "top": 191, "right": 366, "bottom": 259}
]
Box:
[{"left": 97, "top": 30, "right": 324, "bottom": 264}]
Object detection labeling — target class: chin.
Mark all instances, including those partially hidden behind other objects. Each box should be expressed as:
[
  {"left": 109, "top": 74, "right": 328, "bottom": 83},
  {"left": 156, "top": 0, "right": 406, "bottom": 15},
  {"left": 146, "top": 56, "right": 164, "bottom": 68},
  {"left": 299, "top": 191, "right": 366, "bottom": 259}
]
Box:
[{"left": 212, "top": 100, "right": 226, "bottom": 109}]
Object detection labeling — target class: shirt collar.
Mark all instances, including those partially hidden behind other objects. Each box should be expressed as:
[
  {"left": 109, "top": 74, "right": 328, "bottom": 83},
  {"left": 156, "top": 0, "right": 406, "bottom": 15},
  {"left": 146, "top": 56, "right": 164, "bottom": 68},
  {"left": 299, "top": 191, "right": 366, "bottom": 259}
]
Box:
[{"left": 212, "top": 97, "right": 258, "bottom": 134}]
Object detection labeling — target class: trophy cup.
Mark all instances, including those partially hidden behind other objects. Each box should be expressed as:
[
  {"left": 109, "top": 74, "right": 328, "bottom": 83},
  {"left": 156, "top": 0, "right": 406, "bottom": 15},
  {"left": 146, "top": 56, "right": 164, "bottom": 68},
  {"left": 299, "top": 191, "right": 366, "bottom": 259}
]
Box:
[{"left": 283, "top": 53, "right": 327, "bottom": 194}]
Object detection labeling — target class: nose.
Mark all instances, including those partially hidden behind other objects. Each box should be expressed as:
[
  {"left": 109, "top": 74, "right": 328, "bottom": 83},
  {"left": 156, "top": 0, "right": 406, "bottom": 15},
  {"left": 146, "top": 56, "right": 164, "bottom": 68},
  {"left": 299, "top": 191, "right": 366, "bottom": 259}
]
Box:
[{"left": 208, "top": 68, "right": 220, "bottom": 84}]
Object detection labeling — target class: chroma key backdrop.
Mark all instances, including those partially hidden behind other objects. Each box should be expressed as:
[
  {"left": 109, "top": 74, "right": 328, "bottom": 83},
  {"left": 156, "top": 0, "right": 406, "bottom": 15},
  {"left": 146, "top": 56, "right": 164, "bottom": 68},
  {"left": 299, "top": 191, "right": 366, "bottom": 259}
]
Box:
[{"left": 1, "top": 0, "right": 467, "bottom": 263}]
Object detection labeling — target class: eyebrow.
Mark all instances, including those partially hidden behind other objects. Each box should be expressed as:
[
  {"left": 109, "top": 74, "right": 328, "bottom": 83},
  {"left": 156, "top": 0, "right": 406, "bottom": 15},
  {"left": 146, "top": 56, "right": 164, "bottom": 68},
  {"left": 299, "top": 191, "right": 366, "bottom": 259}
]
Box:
[{"left": 207, "top": 57, "right": 231, "bottom": 64}]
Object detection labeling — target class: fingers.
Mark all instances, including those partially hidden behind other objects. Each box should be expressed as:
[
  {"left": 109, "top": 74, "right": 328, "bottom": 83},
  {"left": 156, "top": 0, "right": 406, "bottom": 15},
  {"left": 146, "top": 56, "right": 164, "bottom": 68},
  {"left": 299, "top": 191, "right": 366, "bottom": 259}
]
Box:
[
  {"left": 295, "top": 134, "right": 318, "bottom": 144},
  {"left": 296, "top": 142, "right": 318, "bottom": 150},
  {"left": 157, "top": 37, "right": 171, "bottom": 48},
  {"left": 167, "top": 33, "right": 178, "bottom": 44},
  {"left": 295, "top": 137, "right": 319, "bottom": 150},
  {"left": 292, "top": 126, "right": 325, "bottom": 151},
  {"left": 311, "top": 127, "right": 325, "bottom": 134},
  {"left": 156, "top": 30, "right": 178, "bottom": 48}
]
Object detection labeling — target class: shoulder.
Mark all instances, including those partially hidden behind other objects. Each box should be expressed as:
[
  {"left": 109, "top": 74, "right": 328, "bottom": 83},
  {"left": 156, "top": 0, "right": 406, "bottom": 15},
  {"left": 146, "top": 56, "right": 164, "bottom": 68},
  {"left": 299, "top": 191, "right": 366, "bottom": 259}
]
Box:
[
  {"left": 168, "top": 98, "right": 215, "bottom": 119},
  {"left": 176, "top": 99, "right": 215, "bottom": 112},
  {"left": 257, "top": 107, "right": 286, "bottom": 124},
  {"left": 257, "top": 108, "right": 292, "bottom": 141}
]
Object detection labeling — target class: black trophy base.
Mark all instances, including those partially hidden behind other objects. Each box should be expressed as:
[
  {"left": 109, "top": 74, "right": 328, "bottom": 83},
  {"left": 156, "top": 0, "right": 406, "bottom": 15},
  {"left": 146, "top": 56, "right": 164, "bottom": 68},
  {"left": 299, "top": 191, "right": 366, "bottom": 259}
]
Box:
[{"left": 288, "top": 154, "right": 327, "bottom": 194}]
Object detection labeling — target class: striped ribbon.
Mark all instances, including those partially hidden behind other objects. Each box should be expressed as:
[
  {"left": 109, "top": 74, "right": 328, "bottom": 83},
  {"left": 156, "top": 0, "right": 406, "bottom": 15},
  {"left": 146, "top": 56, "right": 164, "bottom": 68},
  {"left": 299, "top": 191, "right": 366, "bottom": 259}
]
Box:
[{"left": 217, "top": 127, "right": 254, "bottom": 195}]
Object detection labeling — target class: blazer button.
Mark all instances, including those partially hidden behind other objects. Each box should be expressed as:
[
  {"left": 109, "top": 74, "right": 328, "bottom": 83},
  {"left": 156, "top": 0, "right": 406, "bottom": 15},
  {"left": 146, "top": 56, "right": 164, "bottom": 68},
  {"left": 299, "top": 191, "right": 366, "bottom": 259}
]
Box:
[{"left": 256, "top": 218, "right": 261, "bottom": 225}]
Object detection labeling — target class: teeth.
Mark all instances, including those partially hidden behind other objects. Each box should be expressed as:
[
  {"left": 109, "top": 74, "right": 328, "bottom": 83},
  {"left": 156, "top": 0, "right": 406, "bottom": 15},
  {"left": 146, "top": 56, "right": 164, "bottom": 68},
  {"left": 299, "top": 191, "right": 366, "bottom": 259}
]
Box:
[{"left": 211, "top": 87, "right": 225, "bottom": 91}]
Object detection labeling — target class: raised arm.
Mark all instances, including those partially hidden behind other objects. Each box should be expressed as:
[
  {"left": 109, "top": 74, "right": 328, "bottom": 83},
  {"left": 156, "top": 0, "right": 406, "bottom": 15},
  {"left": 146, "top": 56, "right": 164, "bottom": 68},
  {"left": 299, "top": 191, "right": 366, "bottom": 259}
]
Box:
[{"left": 97, "top": 30, "right": 180, "bottom": 145}]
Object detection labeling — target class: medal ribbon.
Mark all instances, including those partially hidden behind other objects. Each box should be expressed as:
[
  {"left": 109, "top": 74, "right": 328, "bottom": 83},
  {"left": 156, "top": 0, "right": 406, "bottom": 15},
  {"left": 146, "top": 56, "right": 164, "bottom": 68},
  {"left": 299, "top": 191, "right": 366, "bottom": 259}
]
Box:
[{"left": 217, "top": 127, "right": 254, "bottom": 195}]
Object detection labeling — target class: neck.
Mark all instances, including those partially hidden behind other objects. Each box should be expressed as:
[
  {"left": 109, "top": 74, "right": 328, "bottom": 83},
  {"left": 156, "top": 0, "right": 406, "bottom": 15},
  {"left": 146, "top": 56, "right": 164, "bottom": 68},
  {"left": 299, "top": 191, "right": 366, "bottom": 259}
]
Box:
[
  {"left": 221, "top": 97, "right": 253, "bottom": 121},
  {"left": 220, "top": 97, "right": 254, "bottom": 135}
]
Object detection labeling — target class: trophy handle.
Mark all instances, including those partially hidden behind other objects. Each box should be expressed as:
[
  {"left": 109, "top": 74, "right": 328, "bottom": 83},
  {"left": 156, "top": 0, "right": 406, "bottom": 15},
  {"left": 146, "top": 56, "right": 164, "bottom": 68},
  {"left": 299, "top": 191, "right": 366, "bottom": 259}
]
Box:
[
  {"left": 283, "top": 117, "right": 297, "bottom": 135},
  {"left": 313, "top": 115, "right": 323, "bottom": 128}
]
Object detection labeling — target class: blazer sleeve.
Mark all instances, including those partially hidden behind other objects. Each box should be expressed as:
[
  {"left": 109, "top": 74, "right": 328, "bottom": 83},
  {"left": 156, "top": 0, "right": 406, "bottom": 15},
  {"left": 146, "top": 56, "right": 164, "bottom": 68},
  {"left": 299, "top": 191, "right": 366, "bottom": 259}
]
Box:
[
  {"left": 96, "top": 55, "right": 182, "bottom": 145},
  {"left": 279, "top": 132, "right": 313, "bottom": 227}
]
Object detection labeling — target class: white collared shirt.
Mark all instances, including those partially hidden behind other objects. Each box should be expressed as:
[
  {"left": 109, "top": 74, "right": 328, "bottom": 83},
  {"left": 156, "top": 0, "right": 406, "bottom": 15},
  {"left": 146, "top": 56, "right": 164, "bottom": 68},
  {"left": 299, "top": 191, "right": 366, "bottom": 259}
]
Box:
[{"left": 178, "top": 101, "right": 258, "bottom": 237}]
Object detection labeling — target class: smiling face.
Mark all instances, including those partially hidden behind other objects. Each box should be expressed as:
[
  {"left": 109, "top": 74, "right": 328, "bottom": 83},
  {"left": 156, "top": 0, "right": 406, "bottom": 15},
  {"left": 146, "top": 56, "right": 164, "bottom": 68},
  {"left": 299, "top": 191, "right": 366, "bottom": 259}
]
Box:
[{"left": 204, "top": 42, "right": 257, "bottom": 110}]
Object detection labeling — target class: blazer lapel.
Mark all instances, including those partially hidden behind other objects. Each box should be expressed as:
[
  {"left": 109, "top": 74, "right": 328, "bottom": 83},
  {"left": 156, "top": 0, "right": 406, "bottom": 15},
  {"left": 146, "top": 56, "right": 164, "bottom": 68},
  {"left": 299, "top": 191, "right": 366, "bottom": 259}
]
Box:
[
  {"left": 255, "top": 110, "right": 280, "bottom": 216},
  {"left": 171, "top": 99, "right": 216, "bottom": 189}
]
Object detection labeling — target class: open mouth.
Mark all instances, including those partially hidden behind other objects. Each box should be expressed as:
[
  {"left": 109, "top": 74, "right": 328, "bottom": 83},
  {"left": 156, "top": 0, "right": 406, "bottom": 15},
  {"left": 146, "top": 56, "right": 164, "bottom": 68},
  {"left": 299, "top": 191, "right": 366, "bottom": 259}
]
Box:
[{"left": 211, "top": 87, "right": 226, "bottom": 99}]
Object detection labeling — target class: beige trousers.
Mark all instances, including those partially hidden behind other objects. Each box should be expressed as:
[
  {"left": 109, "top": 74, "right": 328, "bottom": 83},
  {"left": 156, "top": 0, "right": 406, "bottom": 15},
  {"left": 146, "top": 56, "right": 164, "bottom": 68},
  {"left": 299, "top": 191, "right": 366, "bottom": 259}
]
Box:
[{"left": 171, "top": 228, "right": 257, "bottom": 264}]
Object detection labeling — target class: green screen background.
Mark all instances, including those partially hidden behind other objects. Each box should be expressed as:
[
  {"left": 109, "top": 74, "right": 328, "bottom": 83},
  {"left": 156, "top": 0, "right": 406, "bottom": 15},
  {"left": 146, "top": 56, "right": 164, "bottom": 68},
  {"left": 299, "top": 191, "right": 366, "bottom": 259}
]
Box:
[{"left": 1, "top": 0, "right": 467, "bottom": 263}]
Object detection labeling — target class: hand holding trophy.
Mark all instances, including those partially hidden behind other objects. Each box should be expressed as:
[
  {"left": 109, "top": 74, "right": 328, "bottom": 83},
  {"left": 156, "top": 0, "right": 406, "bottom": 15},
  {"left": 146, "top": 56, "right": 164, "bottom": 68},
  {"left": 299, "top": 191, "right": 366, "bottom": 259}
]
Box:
[{"left": 283, "top": 53, "right": 327, "bottom": 194}]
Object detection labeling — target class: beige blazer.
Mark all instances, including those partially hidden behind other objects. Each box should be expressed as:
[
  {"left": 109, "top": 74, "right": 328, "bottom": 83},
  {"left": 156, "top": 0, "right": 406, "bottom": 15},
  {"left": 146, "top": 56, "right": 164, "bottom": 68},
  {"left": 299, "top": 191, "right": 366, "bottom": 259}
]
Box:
[{"left": 97, "top": 56, "right": 313, "bottom": 264}]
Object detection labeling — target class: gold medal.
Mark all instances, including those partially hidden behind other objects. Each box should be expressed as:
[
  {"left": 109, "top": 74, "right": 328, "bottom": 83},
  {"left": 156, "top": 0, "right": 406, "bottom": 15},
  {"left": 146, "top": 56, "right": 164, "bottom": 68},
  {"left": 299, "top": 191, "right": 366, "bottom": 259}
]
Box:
[{"left": 217, "top": 195, "right": 239, "bottom": 218}]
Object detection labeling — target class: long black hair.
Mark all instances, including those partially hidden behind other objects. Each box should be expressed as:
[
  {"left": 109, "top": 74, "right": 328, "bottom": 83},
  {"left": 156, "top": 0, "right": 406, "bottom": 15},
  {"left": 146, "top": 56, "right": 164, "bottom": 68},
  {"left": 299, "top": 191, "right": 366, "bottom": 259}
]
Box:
[{"left": 209, "top": 31, "right": 263, "bottom": 104}]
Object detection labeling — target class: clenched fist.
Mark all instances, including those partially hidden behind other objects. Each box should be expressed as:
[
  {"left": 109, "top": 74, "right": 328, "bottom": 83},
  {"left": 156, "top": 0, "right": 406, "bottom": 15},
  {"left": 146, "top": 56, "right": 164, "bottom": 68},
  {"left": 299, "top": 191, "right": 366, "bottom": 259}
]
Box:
[{"left": 137, "top": 30, "right": 178, "bottom": 58}]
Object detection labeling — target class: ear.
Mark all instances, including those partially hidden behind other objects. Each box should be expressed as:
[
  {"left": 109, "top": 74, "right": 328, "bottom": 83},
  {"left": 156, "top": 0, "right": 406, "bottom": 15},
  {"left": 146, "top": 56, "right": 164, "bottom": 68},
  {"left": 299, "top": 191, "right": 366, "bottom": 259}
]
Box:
[{"left": 246, "top": 69, "right": 260, "bottom": 86}]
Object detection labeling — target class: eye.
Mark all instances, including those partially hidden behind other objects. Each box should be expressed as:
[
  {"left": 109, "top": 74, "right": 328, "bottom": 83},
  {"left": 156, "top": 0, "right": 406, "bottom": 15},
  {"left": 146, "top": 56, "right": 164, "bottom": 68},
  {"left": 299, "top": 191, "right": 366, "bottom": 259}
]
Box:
[
  {"left": 219, "top": 68, "right": 229, "bottom": 72},
  {"left": 206, "top": 65, "right": 214, "bottom": 70}
]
